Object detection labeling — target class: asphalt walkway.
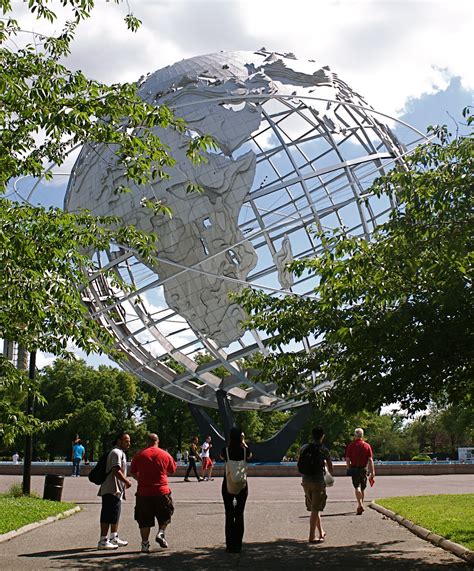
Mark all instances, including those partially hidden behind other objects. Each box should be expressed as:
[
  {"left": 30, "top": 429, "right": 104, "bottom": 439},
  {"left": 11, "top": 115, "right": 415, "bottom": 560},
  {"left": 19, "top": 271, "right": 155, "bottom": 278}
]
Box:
[{"left": 1, "top": 474, "right": 472, "bottom": 569}]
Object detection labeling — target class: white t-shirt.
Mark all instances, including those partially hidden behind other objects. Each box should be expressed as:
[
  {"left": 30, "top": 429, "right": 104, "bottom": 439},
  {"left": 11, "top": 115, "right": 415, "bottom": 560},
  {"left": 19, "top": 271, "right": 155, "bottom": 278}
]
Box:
[{"left": 201, "top": 442, "right": 210, "bottom": 458}]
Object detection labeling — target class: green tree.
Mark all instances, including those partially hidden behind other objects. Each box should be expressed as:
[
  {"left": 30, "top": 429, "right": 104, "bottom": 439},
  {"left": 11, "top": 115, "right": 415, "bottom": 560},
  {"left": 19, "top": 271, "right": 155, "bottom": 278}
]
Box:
[
  {"left": 403, "top": 403, "right": 474, "bottom": 458},
  {"left": 0, "top": 0, "right": 214, "bottom": 191},
  {"left": 0, "top": 0, "right": 212, "bottom": 440},
  {"left": 0, "top": 358, "right": 64, "bottom": 447},
  {"left": 237, "top": 116, "right": 473, "bottom": 414},
  {"left": 30, "top": 359, "right": 144, "bottom": 460},
  {"left": 138, "top": 385, "right": 197, "bottom": 456}
]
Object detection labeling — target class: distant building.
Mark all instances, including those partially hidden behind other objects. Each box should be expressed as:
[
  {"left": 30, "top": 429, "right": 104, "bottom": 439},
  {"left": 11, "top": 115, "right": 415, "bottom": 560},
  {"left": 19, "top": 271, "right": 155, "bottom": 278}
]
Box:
[{"left": 457, "top": 447, "right": 474, "bottom": 463}]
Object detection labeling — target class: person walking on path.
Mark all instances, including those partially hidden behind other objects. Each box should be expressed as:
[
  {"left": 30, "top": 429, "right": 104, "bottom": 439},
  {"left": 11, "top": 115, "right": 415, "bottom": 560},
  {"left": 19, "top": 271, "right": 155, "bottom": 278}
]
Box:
[
  {"left": 298, "top": 426, "right": 333, "bottom": 543},
  {"left": 345, "top": 427, "right": 375, "bottom": 515},
  {"left": 201, "top": 435, "right": 214, "bottom": 481},
  {"left": 97, "top": 432, "right": 132, "bottom": 550},
  {"left": 184, "top": 436, "right": 203, "bottom": 482},
  {"left": 130, "top": 433, "right": 177, "bottom": 554},
  {"left": 220, "top": 427, "right": 252, "bottom": 553},
  {"left": 71, "top": 439, "right": 85, "bottom": 477}
]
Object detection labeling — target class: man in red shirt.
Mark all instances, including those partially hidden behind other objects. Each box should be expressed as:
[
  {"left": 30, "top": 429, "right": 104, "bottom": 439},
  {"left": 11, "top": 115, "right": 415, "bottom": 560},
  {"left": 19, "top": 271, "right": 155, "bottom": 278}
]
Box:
[
  {"left": 130, "top": 433, "right": 176, "bottom": 553},
  {"left": 345, "top": 428, "right": 375, "bottom": 515}
]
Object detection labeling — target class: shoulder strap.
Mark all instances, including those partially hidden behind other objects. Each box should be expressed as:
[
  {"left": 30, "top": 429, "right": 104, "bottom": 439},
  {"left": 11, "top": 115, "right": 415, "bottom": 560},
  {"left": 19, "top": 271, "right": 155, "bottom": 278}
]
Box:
[{"left": 226, "top": 447, "right": 230, "bottom": 461}]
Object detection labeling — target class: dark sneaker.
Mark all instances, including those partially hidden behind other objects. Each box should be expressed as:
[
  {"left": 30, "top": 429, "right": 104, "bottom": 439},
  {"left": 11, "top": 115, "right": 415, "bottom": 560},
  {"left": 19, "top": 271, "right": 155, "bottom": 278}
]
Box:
[{"left": 141, "top": 541, "right": 150, "bottom": 553}]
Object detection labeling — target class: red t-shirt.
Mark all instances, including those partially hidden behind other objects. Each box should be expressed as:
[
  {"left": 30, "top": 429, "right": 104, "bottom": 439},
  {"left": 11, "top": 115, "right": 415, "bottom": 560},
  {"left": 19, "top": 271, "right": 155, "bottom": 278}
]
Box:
[
  {"left": 130, "top": 446, "right": 176, "bottom": 496},
  {"left": 345, "top": 439, "right": 373, "bottom": 467}
]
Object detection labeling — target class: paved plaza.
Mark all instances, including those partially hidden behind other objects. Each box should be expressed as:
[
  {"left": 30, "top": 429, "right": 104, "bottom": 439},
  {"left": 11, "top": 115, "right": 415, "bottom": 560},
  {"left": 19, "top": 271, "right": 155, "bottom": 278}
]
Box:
[{"left": 1, "top": 474, "right": 472, "bottom": 569}]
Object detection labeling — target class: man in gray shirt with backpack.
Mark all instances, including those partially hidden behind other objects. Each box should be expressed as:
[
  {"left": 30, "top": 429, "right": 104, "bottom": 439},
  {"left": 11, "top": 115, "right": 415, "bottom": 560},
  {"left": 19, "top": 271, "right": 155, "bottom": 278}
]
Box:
[
  {"left": 97, "top": 433, "right": 132, "bottom": 550},
  {"left": 298, "top": 426, "right": 334, "bottom": 543}
]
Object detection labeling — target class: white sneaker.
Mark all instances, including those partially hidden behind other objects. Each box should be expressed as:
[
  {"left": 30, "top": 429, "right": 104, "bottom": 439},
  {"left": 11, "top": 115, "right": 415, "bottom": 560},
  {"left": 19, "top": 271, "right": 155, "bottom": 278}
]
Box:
[
  {"left": 141, "top": 540, "right": 150, "bottom": 553},
  {"left": 110, "top": 536, "right": 128, "bottom": 547},
  {"left": 156, "top": 531, "right": 168, "bottom": 548},
  {"left": 98, "top": 539, "right": 118, "bottom": 550}
]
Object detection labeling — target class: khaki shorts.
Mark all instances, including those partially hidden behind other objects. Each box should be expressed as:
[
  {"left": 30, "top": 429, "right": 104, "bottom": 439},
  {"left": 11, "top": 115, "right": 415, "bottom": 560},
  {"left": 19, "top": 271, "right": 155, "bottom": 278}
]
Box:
[{"left": 302, "top": 481, "right": 327, "bottom": 512}]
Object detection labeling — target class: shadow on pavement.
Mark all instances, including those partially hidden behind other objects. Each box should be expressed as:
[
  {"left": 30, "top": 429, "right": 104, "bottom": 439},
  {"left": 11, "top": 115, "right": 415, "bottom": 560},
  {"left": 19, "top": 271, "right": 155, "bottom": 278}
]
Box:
[
  {"left": 299, "top": 511, "right": 355, "bottom": 518},
  {"left": 19, "top": 539, "right": 469, "bottom": 569}
]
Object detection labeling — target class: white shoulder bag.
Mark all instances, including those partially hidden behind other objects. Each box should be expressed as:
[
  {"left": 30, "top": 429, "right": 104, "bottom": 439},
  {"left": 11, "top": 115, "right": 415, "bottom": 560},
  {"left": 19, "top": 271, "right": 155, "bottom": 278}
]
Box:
[{"left": 225, "top": 447, "right": 247, "bottom": 494}]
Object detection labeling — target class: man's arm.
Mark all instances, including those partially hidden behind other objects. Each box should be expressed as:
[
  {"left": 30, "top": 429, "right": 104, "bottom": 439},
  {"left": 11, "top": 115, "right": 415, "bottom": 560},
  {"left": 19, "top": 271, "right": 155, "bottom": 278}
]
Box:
[
  {"left": 368, "top": 456, "right": 375, "bottom": 476},
  {"left": 112, "top": 466, "right": 132, "bottom": 488},
  {"left": 345, "top": 445, "right": 351, "bottom": 468},
  {"left": 167, "top": 453, "right": 177, "bottom": 475}
]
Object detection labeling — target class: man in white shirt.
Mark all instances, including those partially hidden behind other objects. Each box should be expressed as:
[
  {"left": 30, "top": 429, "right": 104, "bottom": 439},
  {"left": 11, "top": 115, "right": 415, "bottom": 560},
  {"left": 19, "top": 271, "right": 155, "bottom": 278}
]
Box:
[
  {"left": 200, "top": 435, "right": 214, "bottom": 481},
  {"left": 97, "top": 433, "right": 132, "bottom": 550}
]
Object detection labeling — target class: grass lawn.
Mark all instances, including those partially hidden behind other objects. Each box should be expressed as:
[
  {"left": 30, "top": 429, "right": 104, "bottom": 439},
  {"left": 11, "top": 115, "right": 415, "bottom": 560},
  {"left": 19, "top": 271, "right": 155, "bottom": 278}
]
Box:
[
  {"left": 0, "top": 495, "right": 77, "bottom": 535},
  {"left": 377, "top": 494, "right": 474, "bottom": 551}
]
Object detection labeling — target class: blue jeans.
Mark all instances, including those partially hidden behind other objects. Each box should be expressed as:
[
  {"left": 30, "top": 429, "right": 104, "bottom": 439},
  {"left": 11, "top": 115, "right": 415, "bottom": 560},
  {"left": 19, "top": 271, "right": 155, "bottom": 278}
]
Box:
[{"left": 72, "top": 458, "right": 81, "bottom": 476}]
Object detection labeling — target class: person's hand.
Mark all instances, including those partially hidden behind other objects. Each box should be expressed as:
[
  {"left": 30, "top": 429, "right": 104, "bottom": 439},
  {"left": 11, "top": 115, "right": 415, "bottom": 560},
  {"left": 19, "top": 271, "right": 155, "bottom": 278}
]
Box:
[{"left": 125, "top": 479, "right": 132, "bottom": 489}]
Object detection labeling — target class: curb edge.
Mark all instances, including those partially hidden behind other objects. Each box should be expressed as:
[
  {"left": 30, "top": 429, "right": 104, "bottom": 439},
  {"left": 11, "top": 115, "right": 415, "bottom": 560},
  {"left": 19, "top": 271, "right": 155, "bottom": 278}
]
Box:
[
  {"left": 0, "top": 505, "right": 81, "bottom": 543},
  {"left": 369, "top": 501, "right": 474, "bottom": 564}
]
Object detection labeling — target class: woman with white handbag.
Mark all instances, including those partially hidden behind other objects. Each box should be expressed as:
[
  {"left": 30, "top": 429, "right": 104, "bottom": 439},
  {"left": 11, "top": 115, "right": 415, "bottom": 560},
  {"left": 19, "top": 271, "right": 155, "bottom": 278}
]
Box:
[{"left": 220, "top": 427, "right": 252, "bottom": 553}]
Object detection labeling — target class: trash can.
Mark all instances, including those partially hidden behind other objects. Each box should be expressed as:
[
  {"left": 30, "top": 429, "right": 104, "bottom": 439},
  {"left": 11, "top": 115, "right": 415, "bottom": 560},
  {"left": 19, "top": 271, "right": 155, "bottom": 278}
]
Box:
[{"left": 43, "top": 474, "right": 64, "bottom": 501}]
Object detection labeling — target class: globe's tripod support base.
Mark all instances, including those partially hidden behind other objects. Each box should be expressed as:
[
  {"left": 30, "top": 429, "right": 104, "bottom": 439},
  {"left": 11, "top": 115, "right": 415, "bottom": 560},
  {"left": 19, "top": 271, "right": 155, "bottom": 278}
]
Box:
[{"left": 188, "top": 398, "right": 312, "bottom": 462}]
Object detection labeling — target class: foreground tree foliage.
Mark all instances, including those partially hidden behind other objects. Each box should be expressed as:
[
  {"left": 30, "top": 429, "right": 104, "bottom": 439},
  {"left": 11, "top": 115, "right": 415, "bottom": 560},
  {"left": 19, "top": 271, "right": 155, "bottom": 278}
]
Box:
[
  {"left": 238, "top": 116, "right": 473, "bottom": 413},
  {"left": 0, "top": 1, "right": 213, "bottom": 440},
  {"left": 0, "top": 0, "right": 213, "bottom": 190},
  {"left": 0, "top": 0, "right": 212, "bottom": 351}
]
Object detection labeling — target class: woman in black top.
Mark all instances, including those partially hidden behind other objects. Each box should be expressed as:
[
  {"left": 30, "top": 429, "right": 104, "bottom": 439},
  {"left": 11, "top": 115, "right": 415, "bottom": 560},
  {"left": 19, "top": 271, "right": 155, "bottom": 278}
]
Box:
[
  {"left": 184, "top": 436, "right": 203, "bottom": 482},
  {"left": 220, "top": 427, "right": 252, "bottom": 553}
]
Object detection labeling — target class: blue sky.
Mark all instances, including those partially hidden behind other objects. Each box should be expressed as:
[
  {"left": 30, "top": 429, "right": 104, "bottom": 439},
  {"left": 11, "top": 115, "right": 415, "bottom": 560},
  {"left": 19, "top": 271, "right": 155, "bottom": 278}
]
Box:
[{"left": 400, "top": 76, "right": 472, "bottom": 135}]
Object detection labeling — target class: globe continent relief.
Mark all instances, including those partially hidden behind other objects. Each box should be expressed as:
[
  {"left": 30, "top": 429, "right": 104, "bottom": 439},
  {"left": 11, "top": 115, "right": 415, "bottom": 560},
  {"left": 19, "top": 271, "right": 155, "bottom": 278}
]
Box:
[{"left": 65, "top": 49, "right": 418, "bottom": 411}]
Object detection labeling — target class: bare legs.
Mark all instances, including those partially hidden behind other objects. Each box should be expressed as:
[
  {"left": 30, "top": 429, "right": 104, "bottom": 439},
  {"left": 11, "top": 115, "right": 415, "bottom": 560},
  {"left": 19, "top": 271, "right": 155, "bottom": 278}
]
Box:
[
  {"left": 309, "top": 511, "right": 325, "bottom": 542},
  {"left": 140, "top": 523, "right": 168, "bottom": 542},
  {"left": 355, "top": 487, "right": 366, "bottom": 515}
]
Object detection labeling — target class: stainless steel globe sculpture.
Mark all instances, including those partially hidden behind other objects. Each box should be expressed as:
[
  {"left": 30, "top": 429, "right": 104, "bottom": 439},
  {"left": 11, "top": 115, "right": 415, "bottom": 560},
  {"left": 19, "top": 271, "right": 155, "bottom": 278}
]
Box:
[{"left": 65, "top": 49, "right": 425, "bottom": 412}]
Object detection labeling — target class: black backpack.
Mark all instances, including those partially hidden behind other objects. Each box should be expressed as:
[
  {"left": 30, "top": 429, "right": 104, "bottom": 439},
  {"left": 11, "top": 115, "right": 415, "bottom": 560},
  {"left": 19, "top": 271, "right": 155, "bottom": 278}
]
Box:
[
  {"left": 297, "top": 443, "right": 326, "bottom": 476},
  {"left": 88, "top": 450, "right": 112, "bottom": 485}
]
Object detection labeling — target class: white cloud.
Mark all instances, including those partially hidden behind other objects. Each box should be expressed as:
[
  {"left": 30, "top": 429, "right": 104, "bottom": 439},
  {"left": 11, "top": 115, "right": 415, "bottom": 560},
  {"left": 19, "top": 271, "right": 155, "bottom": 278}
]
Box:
[
  {"left": 56, "top": 0, "right": 472, "bottom": 119},
  {"left": 35, "top": 352, "right": 57, "bottom": 369}
]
